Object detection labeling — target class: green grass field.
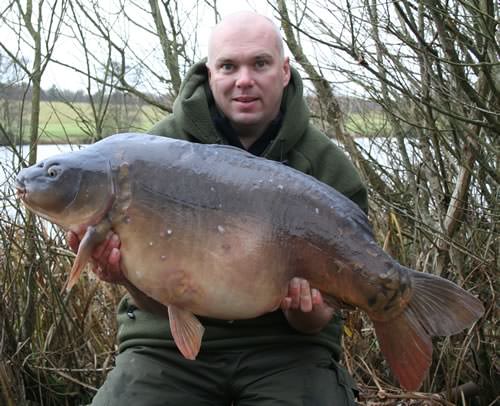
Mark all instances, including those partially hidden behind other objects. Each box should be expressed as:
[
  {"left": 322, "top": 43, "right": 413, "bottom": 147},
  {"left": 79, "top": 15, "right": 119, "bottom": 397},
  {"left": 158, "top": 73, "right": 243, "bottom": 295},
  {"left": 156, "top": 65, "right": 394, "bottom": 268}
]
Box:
[
  {"left": 345, "top": 111, "right": 391, "bottom": 136},
  {"left": 35, "top": 101, "right": 166, "bottom": 144},
  {"left": 2, "top": 100, "right": 388, "bottom": 145}
]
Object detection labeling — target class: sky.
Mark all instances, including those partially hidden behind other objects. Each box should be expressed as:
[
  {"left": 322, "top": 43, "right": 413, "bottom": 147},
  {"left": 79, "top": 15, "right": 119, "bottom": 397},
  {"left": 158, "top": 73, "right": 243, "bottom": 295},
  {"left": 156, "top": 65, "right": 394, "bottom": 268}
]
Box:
[
  {"left": 1, "top": 0, "right": 365, "bottom": 97},
  {"left": 1, "top": 0, "right": 278, "bottom": 92}
]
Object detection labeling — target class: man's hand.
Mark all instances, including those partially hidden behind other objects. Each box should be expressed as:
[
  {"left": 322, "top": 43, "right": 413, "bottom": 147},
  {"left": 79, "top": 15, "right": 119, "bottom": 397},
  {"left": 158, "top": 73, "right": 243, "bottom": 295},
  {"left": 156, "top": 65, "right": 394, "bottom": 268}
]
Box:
[
  {"left": 281, "top": 277, "right": 336, "bottom": 334},
  {"left": 67, "top": 228, "right": 168, "bottom": 316},
  {"left": 66, "top": 228, "right": 126, "bottom": 285}
]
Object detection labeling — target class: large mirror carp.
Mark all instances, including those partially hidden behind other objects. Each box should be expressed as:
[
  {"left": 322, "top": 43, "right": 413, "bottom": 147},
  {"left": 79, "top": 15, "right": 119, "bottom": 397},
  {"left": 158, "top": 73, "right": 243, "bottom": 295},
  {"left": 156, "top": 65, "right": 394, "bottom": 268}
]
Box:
[{"left": 16, "top": 133, "right": 484, "bottom": 390}]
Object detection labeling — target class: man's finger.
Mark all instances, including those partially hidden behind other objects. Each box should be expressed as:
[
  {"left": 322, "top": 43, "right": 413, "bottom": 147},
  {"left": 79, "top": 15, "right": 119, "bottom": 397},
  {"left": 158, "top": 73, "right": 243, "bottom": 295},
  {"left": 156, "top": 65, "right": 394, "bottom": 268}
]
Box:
[
  {"left": 101, "top": 235, "right": 120, "bottom": 265},
  {"left": 299, "top": 279, "right": 313, "bottom": 312},
  {"left": 66, "top": 231, "right": 79, "bottom": 253},
  {"left": 108, "top": 247, "right": 121, "bottom": 266},
  {"left": 100, "top": 234, "right": 120, "bottom": 262},
  {"left": 289, "top": 277, "right": 300, "bottom": 308},
  {"left": 92, "top": 232, "right": 113, "bottom": 260},
  {"left": 311, "top": 288, "right": 324, "bottom": 307},
  {"left": 280, "top": 297, "right": 292, "bottom": 311}
]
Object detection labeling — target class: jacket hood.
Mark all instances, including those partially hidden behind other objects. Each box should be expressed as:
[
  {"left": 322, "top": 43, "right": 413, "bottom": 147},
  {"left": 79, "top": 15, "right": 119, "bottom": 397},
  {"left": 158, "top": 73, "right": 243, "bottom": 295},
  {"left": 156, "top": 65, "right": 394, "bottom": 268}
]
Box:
[{"left": 172, "top": 60, "right": 311, "bottom": 159}]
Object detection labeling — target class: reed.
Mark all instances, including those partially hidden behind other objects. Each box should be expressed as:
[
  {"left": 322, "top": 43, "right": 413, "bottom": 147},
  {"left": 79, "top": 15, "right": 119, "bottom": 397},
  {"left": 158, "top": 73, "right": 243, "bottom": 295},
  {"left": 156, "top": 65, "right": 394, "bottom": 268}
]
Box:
[{"left": 1, "top": 175, "right": 122, "bottom": 404}]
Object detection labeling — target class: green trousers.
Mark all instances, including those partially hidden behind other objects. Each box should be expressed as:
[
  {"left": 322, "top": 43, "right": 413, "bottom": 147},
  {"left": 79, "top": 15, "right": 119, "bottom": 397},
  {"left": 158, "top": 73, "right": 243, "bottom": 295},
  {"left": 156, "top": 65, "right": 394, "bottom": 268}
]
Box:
[{"left": 90, "top": 343, "right": 357, "bottom": 405}]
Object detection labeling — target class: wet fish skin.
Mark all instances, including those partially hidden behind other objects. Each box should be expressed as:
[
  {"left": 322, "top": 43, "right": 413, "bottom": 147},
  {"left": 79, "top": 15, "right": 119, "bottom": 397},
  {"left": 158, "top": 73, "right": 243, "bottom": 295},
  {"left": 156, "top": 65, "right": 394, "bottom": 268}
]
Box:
[{"left": 15, "top": 133, "right": 484, "bottom": 390}]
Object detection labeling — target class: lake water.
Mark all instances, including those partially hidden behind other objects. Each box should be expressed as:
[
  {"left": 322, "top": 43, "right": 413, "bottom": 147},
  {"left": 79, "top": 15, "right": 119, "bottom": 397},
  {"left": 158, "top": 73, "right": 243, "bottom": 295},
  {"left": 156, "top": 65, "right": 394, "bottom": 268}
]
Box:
[
  {"left": 0, "top": 144, "right": 84, "bottom": 196},
  {"left": 0, "top": 137, "right": 406, "bottom": 198},
  {"left": 0, "top": 144, "right": 87, "bottom": 233}
]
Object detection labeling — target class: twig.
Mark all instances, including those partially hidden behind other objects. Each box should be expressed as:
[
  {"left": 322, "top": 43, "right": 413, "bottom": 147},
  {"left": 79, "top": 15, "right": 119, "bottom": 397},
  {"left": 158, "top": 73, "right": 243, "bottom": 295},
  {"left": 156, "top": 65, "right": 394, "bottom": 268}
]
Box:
[{"left": 440, "top": 381, "right": 481, "bottom": 404}]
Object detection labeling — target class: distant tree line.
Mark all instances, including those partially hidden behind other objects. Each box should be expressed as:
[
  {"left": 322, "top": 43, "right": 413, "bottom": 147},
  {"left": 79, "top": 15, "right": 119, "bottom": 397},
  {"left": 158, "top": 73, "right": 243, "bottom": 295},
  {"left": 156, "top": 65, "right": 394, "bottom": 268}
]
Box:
[{"left": 0, "top": 81, "right": 165, "bottom": 105}]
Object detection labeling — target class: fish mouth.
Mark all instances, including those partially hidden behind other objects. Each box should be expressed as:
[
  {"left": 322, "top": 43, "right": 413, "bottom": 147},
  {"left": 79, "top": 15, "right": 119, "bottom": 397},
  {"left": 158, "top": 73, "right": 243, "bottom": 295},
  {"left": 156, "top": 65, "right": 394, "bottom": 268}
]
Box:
[{"left": 15, "top": 182, "right": 26, "bottom": 200}]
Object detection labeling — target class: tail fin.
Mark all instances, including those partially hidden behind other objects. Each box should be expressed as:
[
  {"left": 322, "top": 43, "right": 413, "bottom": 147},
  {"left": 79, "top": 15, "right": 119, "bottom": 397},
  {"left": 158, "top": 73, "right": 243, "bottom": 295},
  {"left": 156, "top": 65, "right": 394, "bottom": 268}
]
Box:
[{"left": 372, "top": 269, "right": 484, "bottom": 391}]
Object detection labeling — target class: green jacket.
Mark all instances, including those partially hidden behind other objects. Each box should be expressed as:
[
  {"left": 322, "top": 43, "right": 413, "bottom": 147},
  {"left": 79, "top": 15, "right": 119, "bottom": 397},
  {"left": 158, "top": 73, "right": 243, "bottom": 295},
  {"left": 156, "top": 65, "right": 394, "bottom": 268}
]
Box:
[{"left": 117, "top": 61, "right": 368, "bottom": 360}]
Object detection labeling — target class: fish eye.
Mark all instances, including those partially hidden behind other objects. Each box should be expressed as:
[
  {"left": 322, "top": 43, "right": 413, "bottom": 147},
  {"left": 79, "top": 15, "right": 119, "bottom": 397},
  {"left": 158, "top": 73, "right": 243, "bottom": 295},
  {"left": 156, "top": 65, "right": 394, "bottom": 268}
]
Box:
[{"left": 47, "top": 165, "right": 60, "bottom": 177}]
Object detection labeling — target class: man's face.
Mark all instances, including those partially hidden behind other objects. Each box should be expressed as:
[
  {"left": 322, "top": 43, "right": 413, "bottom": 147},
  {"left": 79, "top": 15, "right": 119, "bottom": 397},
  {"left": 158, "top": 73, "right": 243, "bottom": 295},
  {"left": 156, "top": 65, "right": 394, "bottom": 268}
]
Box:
[{"left": 206, "top": 21, "right": 291, "bottom": 133}]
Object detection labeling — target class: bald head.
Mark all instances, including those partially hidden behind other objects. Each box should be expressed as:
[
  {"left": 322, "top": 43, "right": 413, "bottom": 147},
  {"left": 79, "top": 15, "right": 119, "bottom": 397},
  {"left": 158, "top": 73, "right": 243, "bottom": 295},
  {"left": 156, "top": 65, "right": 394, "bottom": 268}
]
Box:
[
  {"left": 204, "top": 11, "right": 291, "bottom": 146},
  {"left": 207, "top": 12, "right": 285, "bottom": 64}
]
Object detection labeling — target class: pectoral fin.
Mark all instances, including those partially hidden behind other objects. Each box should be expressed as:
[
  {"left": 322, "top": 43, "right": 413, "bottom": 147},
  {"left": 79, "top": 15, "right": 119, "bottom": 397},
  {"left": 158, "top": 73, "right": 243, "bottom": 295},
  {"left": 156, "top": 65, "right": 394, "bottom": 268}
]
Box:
[
  {"left": 168, "top": 305, "right": 205, "bottom": 360},
  {"left": 63, "top": 220, "right": 111, "bottom": 292}
]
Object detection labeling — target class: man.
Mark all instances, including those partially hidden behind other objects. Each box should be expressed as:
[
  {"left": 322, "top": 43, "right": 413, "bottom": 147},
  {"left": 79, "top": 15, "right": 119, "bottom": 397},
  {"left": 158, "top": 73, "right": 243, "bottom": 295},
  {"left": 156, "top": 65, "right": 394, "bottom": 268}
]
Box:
[{"left": 71, "top": 11, "right": 367, "bottom": 405}]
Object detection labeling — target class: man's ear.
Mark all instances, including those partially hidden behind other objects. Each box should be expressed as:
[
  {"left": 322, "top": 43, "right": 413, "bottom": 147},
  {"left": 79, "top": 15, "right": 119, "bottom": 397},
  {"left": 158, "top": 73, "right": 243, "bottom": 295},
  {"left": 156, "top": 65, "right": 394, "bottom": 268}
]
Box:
[
  {"left": 283, "top": 57, "right": 291, "bottom": 86},
  {"left": 206, "top": 63, "right": 212, "bottom": 80}
]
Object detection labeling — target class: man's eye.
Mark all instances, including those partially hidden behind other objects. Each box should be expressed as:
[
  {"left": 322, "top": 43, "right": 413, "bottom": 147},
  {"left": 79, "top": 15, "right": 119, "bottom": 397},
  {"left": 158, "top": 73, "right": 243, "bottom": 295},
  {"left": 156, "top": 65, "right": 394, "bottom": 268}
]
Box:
[
  {"left": 255, "top": 60, "right": 268, "bottom": 68},
  {"left": 221, "top": 63, "right": 234, "bottom": 71}
]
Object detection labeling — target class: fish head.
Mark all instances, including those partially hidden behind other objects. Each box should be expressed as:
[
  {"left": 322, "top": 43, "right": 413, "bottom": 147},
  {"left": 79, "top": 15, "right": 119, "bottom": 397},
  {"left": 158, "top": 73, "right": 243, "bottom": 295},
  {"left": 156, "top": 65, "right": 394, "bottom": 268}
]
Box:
[{"left": 15, "top": 150, "right": 114, "bottom": 229}]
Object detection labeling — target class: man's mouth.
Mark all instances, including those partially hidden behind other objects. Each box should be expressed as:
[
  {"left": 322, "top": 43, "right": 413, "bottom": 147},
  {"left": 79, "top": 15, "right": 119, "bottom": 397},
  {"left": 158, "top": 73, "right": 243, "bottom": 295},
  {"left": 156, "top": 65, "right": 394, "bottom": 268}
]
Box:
[{"left": 233, "top": 96, "right": 258, "bottom": 103}]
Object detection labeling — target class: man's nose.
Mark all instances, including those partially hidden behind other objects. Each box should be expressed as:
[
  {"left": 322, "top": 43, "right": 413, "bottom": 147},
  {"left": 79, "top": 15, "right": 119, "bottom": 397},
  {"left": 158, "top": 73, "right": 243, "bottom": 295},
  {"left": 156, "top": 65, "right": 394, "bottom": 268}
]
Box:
[{"left": 236, "top": 67, "right": 255, "bottom": 88}]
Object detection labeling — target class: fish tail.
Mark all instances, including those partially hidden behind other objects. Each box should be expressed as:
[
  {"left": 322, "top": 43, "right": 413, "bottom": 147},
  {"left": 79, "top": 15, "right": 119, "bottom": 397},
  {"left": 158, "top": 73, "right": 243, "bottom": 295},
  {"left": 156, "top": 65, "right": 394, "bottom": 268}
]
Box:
[{"left": 372, "top": 268, "right": 484, "bottom": 390}]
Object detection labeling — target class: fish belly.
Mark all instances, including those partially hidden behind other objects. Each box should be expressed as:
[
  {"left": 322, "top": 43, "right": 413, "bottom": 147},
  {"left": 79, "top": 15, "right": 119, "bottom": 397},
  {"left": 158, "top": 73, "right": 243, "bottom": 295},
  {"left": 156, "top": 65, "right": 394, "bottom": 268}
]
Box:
[{"left": 115, "top": 205, "right": 290, "bottom": 320}]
